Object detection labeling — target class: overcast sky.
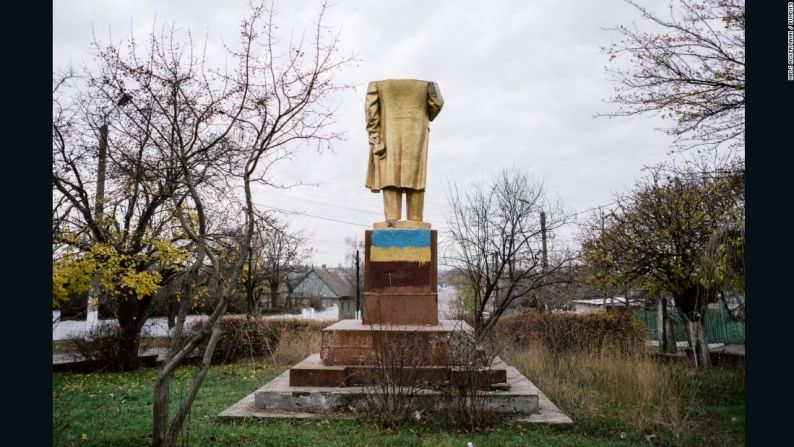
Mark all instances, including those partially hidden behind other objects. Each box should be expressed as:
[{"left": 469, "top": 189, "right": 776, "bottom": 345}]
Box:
[{"left": 54, "top": 0, "right": 677, "bottom": 267}]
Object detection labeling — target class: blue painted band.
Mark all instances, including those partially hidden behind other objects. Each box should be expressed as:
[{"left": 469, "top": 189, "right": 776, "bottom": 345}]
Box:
[{"left": 371, "top": 229, "right": 431, "bottom": 248}]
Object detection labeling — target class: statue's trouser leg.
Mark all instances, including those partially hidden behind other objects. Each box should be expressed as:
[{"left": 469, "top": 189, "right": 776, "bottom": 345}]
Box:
[
  {"left": 382, "top": 187, "right": 402, "bottom": 221},
  {"left": 406, "top": 189, "right": 424, "bottom": 221}
]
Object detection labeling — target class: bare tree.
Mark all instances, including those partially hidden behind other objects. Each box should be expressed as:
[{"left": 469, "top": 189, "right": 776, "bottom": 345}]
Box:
[
  {"left": 257, "top": 216, "right": 310, "bottom": 310},
  {"left": 240, "top": 217, "right": 268, "bottom": 317},
  {"left": 55, "top": 0, "right": 352, "bottom": 441},
  {"left": 601, "top": 0, "right": 745, "bottom": 154},
  {"left": 531, "top": 265, "right": 580, "bottom": 311},
  {"left": 147, "top": 2, "right": 353, "bottom": 446},
  {"left": 444, "top": 169, "right": 576, "bottom": 336}
]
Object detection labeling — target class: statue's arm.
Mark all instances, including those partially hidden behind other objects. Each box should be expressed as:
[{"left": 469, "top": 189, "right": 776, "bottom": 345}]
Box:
[
  {"left": 365, "top": 81, "right": 386, "bottom": 157},
  {"left": 427, "top": 81, "right": 444, "bottom": 122}
]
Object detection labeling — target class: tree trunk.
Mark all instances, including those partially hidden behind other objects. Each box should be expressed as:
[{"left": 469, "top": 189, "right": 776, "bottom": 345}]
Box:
[
  {"left": 151, "top": 374, "right": 170, "bottom": 446},
  {"left": 675, "top": 286, "right": 712, "bottom": 369},
  {"left": 116, "top": 294, "right": 152, "bottom": 371},
  {"left": 681, "top": 313, "right": 711, "bottom": 369},
  {"left": 153, "top": 248, "right": 201, "bottom": 447},
  {"left": 166, "top": 296, "right": 176, "bottom": 330},
  {"left": 270, "top": 280, "right": 279, "bottom": 309},
  {"left": 246, "top": 285, "right": 255, "bottom": 319},
  {"left": 657, "top": 298, "right": 677, "bottom": 354},
  {"left": 116, "top": 325, "right": 141, "bottom": 371},
  {"left": 254, "top": 289, "right": 263, "bottom": 314},
  {"left": 664, "top": 312, "right": 676, "bottom": 353}
]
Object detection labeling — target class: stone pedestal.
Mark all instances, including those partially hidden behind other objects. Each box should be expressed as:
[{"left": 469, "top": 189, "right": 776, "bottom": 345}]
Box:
[
  {"left": 237, "top": 225, "right": 554, "bottom": 420},
  {"left": 363, "top": 228, "right": 438, "bottom": 325},
  {"left": 277, "top": 227, "right": 510, "bottom": 389}
]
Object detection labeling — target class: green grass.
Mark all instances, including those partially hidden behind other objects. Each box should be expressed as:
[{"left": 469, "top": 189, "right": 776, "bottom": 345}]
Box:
[{"left": 53, "top": 359, "right": 744, "bottom": 446}]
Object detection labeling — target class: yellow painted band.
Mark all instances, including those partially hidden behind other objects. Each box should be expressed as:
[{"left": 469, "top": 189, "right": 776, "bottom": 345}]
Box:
[{"left": 370, "top": 246, "right": 431, "bottom": 263}]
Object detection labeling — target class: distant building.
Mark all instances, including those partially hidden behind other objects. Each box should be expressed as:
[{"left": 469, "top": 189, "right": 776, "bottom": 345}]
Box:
[
  {"left": 291, "top": 266, "right": 356, "bottom": 319},
  {"left": 572, "top": 297, "right": 643, "bottom": 314}
]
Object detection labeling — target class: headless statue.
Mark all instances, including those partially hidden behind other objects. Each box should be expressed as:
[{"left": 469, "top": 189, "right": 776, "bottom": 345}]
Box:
[{"left": 364, "top": 79, "right": 444, "bottom": 227}]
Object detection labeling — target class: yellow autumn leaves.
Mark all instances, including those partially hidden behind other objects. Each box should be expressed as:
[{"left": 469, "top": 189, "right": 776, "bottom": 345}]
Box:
[{"left": 52, "top": 235, "right": 189, "bottom": 306}]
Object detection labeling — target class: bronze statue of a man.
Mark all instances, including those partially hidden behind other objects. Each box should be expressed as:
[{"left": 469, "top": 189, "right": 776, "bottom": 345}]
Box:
[{"left": 364, "top": 79, "right": 444, "bottom": 227}]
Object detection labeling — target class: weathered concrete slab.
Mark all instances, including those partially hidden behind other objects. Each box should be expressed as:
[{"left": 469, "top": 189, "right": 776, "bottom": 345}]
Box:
[
  {"left": 510, "top": 372, "right": 573, "bottom": 426},
  {"left": 257, "top": 357, "right": 537, "bottom": 413},
  {"left": 322, "top": 318, "right": 471, "bottom": 333},
  {"left": 290, "top": 353, "right": 507, "bottom": 387},
  {"left": 710, "top": 343, "right": 744, "bottom": 356},
  {"left": 220, "top": 356, "right": 571, "bottom": 425}
]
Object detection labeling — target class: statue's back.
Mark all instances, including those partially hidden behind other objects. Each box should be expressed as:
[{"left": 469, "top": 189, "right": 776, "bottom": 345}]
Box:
[{"left": 378, "top": 79, "right": 429, "bottom": 120}]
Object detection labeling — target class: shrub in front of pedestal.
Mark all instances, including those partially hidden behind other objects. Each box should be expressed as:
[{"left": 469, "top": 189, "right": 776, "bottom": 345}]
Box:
[
  {"left": 496, "top": 310, "right": 648, "bottom": 353},
  {"left": 363, "top": 328, "right": 431, "bottom": 429},
  {"left": 189, "top": 315, "right": 327, "bottom": 364},
  {"left": 362, "top": 325, "right": 508, "bottom": 431}
]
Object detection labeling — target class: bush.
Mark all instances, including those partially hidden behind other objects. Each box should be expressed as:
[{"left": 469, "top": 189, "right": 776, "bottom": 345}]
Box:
[
  {"left": 495, "top": 310, "right": 648, "bottom": 353},
  {"left": 65, "top": 324, "right": 153, "bottom": 372},
  {"left": 190, "top": 315, "right": 328, "bottom": 365}
]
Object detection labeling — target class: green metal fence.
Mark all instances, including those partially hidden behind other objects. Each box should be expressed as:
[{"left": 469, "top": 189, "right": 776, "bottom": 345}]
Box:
[{"left": 634, "top": 307, "right": 745, "bottom": 344}]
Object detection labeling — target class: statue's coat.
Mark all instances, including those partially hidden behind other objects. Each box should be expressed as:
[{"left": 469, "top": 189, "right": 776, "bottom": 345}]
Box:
[{"left": 365, "top": 79, "right": 444, "bottom": 192}]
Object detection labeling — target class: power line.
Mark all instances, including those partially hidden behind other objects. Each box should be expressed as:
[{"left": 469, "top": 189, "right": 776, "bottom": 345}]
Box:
[
  {"left": 260, "top": 170, "right": 615, "bottom": 232},
  {"left": 570, "top": 201, "right": 619, "bottom": 218},
  {"left": 256, "top": 204, "right": 370, "bottom": 228},
  {"left": 255, "top": 170, "right": 448, "bottom": 219},
  {"left": 254, "top": 192, "right": 446, "bottom": 224}
]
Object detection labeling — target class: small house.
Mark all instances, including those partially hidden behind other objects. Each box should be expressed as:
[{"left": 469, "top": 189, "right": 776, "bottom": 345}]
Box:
[
  {"left": 290, "top": 266, "right": 356, "bottom": 319},
  {"left": 572, "top": 297, "right": 643, "bottom": 314}
]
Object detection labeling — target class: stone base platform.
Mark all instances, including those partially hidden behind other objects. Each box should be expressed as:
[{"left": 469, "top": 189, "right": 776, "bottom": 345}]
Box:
[
  {"left": 290, "top": 353, "right": 507, "bottom": 387},
  {"left": 372, "top": 220, "right": 432, "bottom": 229},
  {"left": 320, "top": 319, "right": 471, "bottom": 366},
  {"left": 259, "top": 356, "right": 536, "bottom": 414},
  {"left": 219, "top": 356, "right": 573, "bottom": 425}
]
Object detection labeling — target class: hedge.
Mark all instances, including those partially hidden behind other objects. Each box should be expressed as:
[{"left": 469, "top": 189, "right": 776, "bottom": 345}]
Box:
[
  {"left": 495, "top": 310, "right": 649, "bottom": 353},
  {"left": 190, "top": 315, "right": 329, "bottom": 364}
]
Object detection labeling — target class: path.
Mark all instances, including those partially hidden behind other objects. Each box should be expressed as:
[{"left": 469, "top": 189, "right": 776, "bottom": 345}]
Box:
[{"left": 438, "top": 285, "right": 458, "bottom": 320}]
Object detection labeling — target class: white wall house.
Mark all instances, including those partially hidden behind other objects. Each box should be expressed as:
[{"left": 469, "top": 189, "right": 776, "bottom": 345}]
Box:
[{"left": 572, "top": 297, "right": 642, "bottom": 314}]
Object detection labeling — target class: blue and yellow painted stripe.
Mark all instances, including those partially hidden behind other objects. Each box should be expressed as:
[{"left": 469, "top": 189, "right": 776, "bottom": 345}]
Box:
[{"left": 370, "top": 229, "right": 431, "bottom": 263}]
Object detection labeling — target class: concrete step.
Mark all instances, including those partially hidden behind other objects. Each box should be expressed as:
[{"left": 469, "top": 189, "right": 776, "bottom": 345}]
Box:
[
  {"left": 255, "top": 354, "right": 541, "bottom": 416},
  {"left": 289, "top": 353, "right": 507, "bottom": 387},
  {"left": 319, "top": 319, "right": 474, "bottom": 366}
]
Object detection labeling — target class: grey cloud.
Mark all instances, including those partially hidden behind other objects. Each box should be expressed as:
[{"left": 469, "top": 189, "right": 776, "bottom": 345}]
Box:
[{"left": 54, "top": 0, "right": 678, "bottom": 265}]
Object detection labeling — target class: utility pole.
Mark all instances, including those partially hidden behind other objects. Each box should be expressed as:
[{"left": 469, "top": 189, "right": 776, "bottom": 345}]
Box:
[
  {"left": 355, "top": 249, "right": 361, "bottom": 319},
  {"left": 540, "top": 210, "right": 548, "bottom": 273},
  {"left": 490, "top": 251, "right": 499, "bottom": 323},
  {"left": 87, "top": 123, "right": 108, "bottom": 329},
  {"left": 539, "top": 210, "right": 548, "bottom": 311},
  {"left": 85, "top": 95, "right": 130, "bottom": 330}
]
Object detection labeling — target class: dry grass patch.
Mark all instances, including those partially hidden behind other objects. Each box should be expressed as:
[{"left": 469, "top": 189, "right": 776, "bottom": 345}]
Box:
[
  {"left": 491, "top": 310, "right": 745, "bottom": 444},
  {"left": 190, "top": 315, "right": 328, "bottom": 365},
  {"left": 271, "top": 325, "right": 324, "bottom": 366},
  {"left": 505, "top": 346, "right": 692, "bottom": 437}
]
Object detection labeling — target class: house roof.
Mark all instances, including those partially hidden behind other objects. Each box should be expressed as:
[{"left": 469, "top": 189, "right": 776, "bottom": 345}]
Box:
[
  {"left": 299, "top": 267, "right": 354, "bottom": 298},
  {"left": 572, "top": 297, "right": 640, "bottom": 306}
]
